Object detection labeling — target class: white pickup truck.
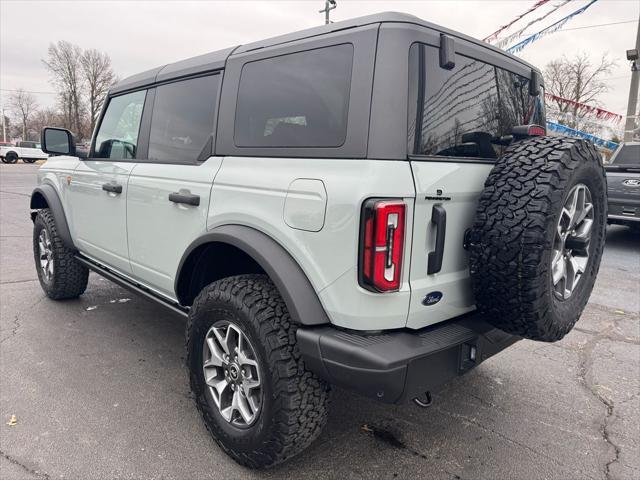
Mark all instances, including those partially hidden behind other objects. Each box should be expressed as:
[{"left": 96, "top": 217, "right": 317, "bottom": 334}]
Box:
[{"left": 1, "top": 141, "right": 49, "bottom": 163}]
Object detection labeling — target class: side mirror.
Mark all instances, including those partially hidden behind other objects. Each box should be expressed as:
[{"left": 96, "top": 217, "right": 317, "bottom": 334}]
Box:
[{"left": 41, "top": 127, "right": 76, "bottom": 156}]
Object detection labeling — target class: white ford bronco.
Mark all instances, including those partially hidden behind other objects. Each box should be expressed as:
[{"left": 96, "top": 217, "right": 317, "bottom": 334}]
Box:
[
  {"left": 1, "top": 140, "right": 48, "bottom": 163},
  {"left": 31, "top": 13, "right": 606, "bottom": 468}
]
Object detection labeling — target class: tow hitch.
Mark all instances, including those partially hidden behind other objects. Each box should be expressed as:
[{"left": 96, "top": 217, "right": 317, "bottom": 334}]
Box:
[{"left": 413, "top": 391, "right": 433, "bottom": 408}]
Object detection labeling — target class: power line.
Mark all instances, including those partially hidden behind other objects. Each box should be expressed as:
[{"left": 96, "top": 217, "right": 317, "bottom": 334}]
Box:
[
  {"left": 0, "top": 88, "right": 56, "bottom": 95},
  {"left": 554, "top": 19, "right": 635, "bottom": 32}
]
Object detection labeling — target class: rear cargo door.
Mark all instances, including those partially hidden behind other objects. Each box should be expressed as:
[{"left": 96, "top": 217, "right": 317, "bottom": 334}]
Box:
[{"left": 405, "top": 43, "right": 512, "bottom": 329}]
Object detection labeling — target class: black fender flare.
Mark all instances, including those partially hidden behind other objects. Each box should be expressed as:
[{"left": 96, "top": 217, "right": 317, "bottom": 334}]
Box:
[
  {"left": 30, "top": 184, "right": 76, "bottom": 250},
  {"left": 176, "top": 225, "right": 330, "bottom": 326}
]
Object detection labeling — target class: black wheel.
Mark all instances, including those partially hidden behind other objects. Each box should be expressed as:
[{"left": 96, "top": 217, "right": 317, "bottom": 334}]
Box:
[
  {"left": 23, "top": 158, "right": 37, "bottom": 163},
  {"left": 33, "top": 209, "right": 89, "bottom": 300},
  {"left": 4, "top": 152, "right": 18, "bottom": 163},
  {"left": 187, "top": 274, "right": 330, "bottom": 468},
  {"left": 469, "top": 137, "right": 607, "bottom": 342}
]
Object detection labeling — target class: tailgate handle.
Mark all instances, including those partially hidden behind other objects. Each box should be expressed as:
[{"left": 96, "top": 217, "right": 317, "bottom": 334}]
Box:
[{"left": 427, "top": 205, "right": 446, "bottom": 275}]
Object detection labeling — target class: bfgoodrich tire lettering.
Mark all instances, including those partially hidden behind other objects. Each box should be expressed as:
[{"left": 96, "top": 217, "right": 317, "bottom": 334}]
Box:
[
  {"left": 469, "top": 137, "right": 607, "bottom": 342},
  {"left": 33, "top": 208, "right": 89, "bottom": 299},
  {"left": 186, "top": 274, "right": 330, "bottom": 468}
]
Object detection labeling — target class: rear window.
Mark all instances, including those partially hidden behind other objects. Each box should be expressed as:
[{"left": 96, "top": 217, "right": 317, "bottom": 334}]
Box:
[
  {"left": 234, "top": 44, "right": 353, "bottom": 148},
  {"left": 408, "top": 43, "right": 546, "bottom": 160},
  {"left": 612, "top": 144, "right": 640, "bottom": 165}
]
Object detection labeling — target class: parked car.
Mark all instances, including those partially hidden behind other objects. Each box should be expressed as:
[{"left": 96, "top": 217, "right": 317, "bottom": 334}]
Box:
[
  {"left": 605, "top": 142, "right": 640, "bottom": 231},
  {"left": 0, "top": 141, "right": 14, "bottom": 147},
  {"left": 1, "top": 140, "right": 48, "bottom": 163},
  {"left": 30, "top": 12, "right": 607, "bottom": 468}
]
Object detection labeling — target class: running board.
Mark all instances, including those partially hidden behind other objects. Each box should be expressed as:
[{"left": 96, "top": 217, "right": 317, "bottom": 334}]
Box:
[{"left": 75, "top": 255, "right": 189, "bottom": 318}]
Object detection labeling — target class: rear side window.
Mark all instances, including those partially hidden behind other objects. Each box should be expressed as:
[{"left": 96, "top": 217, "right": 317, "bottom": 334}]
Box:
[
  {"left": 234, "top": 44, "right": 353, "bottom": 148},
  {"left": 496, "top": 68, "right": 546, "bottom": 135},
  {"left": 148, "top": 74, "right": 220, "bottom": 163},
  {"left": 94, "top": 90, "right": 146, "bottom": 160},
  {"left": 408, "top": 44, "right": 546, "bottom": 160},
  {"left": 409, "top": 44, "right": 500, "bottom": 159},
  {"left": 612, "top": 144, "right": 640, "bottom": 165}
]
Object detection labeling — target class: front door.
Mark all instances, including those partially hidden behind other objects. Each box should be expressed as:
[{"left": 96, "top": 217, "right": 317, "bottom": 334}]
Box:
[{"left": 68, "top": 89, "right": 147, "bottom": 274}]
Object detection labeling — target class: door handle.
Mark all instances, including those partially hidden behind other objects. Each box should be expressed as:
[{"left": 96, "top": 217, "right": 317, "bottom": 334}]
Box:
[
  {"left": 102, "top": 182, "right": 123, "bottom": 194},
  {"left": 169, "top": 191, "right": 200, "bottom": 206},
  {"left": 427, "top": 204, "right": 446, "bottom": 274}
]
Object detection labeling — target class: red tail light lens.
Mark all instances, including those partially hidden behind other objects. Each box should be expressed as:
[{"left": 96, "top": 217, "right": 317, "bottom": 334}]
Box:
[
  {"left": 359, "top": 199, "right": 406, "bottom": 292},
  {"left": 527, "top": 125, "right": 546, "bottom": 136}
]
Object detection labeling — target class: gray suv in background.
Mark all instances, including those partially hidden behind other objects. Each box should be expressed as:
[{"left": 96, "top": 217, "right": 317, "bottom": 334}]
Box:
[{"left": 606, "top": 142, "right": 640, "bottom": 231}]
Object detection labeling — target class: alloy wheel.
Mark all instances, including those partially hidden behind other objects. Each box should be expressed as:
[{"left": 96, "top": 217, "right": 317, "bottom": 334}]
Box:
[
  {"left": 551, "top": 184, "right": 594, "bottom": 300},
  {"left": 202, "top": 321, "right": 262, "bottom": 427}
]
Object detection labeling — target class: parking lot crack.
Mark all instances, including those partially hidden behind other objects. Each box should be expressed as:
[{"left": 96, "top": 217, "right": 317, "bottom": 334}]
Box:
[
  {"left": 576, "top": 324, "right": 622, "bottom": 480},
  {"left": 0, "top": 296, "right": 44, "bottom": 344},
  {"left": 0, "top": 450, "right": 50, "bottom": 479},
  {"left": 431, "top": 406, "right": 599, "bottom": 480}
]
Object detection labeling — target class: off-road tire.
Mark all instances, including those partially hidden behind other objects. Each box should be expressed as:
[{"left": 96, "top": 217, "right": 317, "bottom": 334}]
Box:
[
  {"left": 469, "top": 137, "right": 606, "bottom": 342},
  {"left": 33, "top": 209, "right": 89, "bottom": 299},
  {"left": 4, "top": 152, "right": 18, "bottom": 163},
  {"left": 186, "top": 274, "right": 330, "bottom": 468}
]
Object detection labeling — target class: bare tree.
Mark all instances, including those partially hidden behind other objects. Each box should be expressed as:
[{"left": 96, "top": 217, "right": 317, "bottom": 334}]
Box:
[
  {"left": 81, "top": 48, "right": 116, "bottom": 136},
  {"left": 544, "top": 52, "right": 615, "bottom": 132},
  {"left": 8, "top": 89, "right": 39, "bottom": 140},
  {"left": 31, "top": 107, "right": 64, "bottom": 137},
  {"left": 43, "top": 41, "right": 85, "bottom": 137}
]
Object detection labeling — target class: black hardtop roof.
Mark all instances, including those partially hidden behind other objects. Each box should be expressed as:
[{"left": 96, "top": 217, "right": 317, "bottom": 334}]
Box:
[{"left": 111, "top": 11, "right": 538, "bottom": 95}]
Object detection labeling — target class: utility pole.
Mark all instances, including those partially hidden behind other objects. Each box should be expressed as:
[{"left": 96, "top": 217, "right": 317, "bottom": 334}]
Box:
[
  {"left": 623, "top": 12, "right": 640, "bottom": 142},
  {"left": 1, "top": 107, "right": 5, "bottom": 143},
  {"left": 319, "top": 0, "right": 336, "bottom": 25}
]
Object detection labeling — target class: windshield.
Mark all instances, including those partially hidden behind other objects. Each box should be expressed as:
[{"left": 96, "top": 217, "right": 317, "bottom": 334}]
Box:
[{"left": 612, "top": 144, "right": 640, "bottom": 165}]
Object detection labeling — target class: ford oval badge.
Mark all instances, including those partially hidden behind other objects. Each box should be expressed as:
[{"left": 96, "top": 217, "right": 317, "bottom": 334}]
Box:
[{"left": 422, "top": 291, "right": 443, "bottom": 306}]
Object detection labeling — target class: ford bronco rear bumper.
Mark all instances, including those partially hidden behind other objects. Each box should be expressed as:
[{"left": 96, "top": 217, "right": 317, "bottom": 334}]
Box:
[{"left": 297, "top": 313, "right": 519, "bottom": 404}]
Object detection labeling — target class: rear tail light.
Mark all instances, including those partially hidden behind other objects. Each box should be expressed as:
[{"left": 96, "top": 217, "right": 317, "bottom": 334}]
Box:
[
  {"left": 512, "top": 124, "right": 546, "bottom": 137},
  {"left": 527, "top": 125, "right": 546, "bottom": 136},
  {"left": 359, "top": 199, "right": 406, "bottom": 292}
]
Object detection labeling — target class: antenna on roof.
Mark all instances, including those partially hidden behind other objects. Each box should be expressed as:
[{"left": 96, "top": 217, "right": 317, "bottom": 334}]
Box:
[{"left": 319, "top": 0, "right": 337, "bottom": 25}]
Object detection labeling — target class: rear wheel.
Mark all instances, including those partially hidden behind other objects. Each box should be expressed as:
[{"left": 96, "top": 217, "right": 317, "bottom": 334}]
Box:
[
  {"left": 33, "top": 209, "right": 89, "bottom": 299},
  {"left": 469, "top": 137, "right": 607, "bottom": 342},
  {"left": 187, "top": 274, "right": 330, "bottom": 468},
  {"left": 4, "top": 152, "right": 18, "bottom": 163}
]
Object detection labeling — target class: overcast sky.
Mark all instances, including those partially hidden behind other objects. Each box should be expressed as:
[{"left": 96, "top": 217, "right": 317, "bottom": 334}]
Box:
[{"left": 1, "top": 0, "right": 638, "bottom": 119}]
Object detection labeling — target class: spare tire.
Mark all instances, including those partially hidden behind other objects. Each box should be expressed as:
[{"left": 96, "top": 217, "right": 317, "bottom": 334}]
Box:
[{"left": 469, "top": 136, "right": 606, "bottom": 342}]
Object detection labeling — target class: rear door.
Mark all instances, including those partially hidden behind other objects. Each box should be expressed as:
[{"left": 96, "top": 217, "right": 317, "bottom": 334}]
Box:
[
  {"left": 127, "top": 73, "right": 222, "bottom": 298},
  {"left": 406, "top": 42, "right": 537, "bottom": 329}
]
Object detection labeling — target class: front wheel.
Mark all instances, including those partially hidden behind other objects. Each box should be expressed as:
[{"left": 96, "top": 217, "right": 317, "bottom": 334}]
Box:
[
  {"left": 33, "top": 209, "right": 89, "bottom": 299},
  {"left": 186, "top": 274, "right": 330, "bottom": 468}
]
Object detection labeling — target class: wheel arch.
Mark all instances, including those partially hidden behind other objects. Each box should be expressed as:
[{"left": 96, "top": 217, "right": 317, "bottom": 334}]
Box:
[
  {"left": 30, "top": 184, "right": 75, "bottom": 250},
  {"left": 176, "top": 225, "right": 330, "bottom": 326}
]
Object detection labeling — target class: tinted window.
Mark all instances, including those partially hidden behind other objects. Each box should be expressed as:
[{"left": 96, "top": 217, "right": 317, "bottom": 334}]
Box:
[
  {"left": 94, "top": 90, "right": 146, "bottom": 159},
  {"left": 148, "top": 75, "right": 220, "bottom": 163},
  {"left": 235, "top": 44, "right": 353, "bottom": 148},
  {"left": 496, "top": 68, "right": 546, "bottom": 133},
  {"left": 409, "top": 44, "right": 500, "bottom": 159},
  {"left": 612, "top": 144, "right": 640, "bottom": 165}
]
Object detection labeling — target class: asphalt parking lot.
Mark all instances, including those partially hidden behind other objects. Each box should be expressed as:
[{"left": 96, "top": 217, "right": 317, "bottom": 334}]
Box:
[{"left": 0, "top": 162, "right": 638, "bottom": 480}]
